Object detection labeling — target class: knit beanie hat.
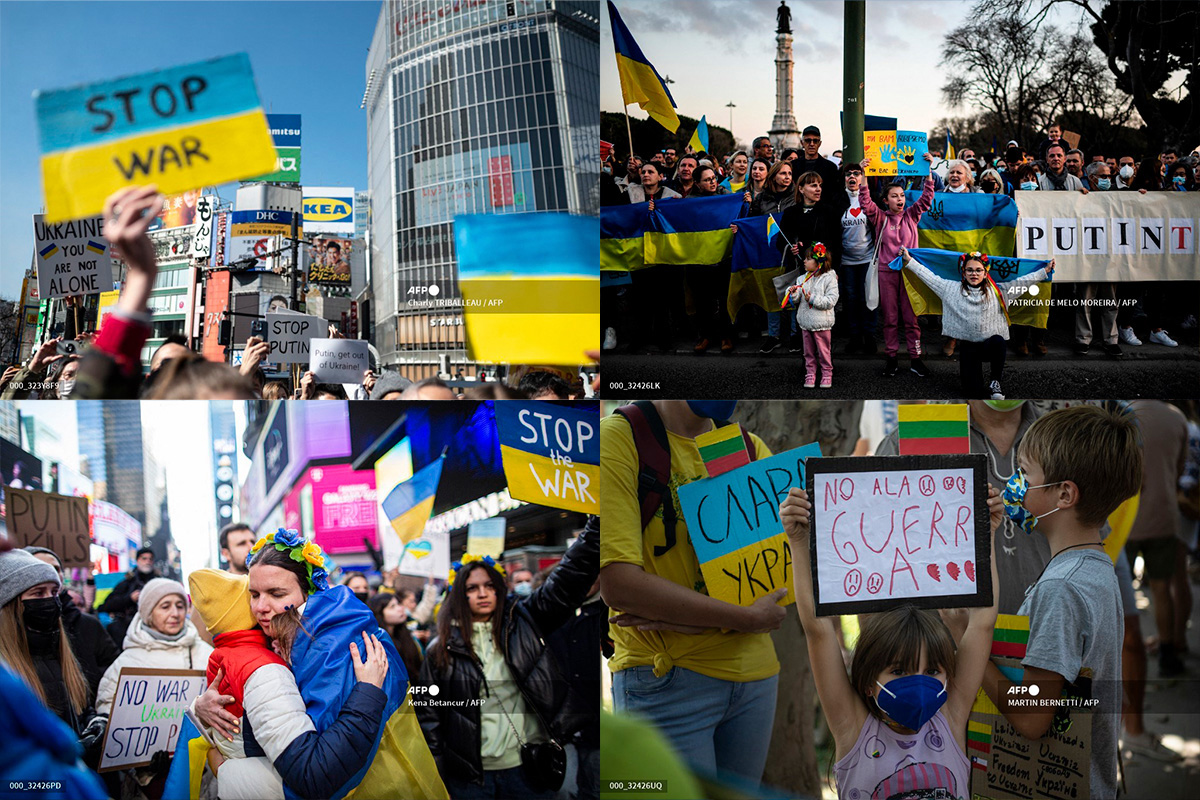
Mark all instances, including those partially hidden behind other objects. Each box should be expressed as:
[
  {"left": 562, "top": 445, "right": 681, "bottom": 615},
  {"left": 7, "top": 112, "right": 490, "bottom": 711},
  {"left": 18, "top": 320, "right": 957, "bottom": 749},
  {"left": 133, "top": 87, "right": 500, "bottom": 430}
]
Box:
[
  {"left": 22, "top": 546, "right": 62, "bottom": 571},
  {"left": 188, "top": 569, "right": 255, "bottom": 636},
  {"left": 137, "top": 577, "right": 188, "bottom": 622},
  {"left": 370, "top": 371, "right": 413, "bottom": 400},
  {"left": 0, "top": 549, "right": 61, "bottom": 609}
]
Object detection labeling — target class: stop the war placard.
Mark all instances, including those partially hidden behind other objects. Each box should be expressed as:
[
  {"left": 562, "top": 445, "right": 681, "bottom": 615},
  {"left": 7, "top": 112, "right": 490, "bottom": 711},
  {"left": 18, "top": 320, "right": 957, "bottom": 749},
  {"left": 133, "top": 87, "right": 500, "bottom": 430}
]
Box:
[
  {"left": 35, "top": 53, "right": 276, "bottom": 223},
  {"left": 6, "top": 487, "right": 91, "bottom": 568},
  {"left": 495, "top": 403, "right": 598, "bottom": 515},
  {"left": 806, "top": 454, "right": 991, "bottom": 615},
  {"left": 33, "top": 214, "right": 116, "bottom": 299},
  {"left": 100, "top": 668, "right": 206, "bottom": 772},
  {"left": 676, "top": 442, "right": 823, "bottom": 607}
]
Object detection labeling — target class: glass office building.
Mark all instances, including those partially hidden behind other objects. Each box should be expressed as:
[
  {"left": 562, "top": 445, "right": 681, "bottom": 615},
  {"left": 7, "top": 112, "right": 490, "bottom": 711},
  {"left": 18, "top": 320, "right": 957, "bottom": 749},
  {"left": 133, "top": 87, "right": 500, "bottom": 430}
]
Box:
[{"left": 364, "top": 0, "right": 599, "bottom": 378}]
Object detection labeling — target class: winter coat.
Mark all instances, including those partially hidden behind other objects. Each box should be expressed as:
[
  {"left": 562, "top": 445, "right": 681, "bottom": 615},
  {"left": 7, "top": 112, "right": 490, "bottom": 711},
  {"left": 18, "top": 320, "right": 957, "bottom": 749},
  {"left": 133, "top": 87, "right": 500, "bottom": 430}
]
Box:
[
  {"left": 416, "top": 516, "right": 599, "bottom": 785},
  {"left": 858, "top": 177, "right": 935, "bottom": 269},
  {"left": 625, "top": 184, "right": 681, "bottom": 204},
  {"left": 791, "top": 270, "right": 840, "bottom": 331},
  {"left": 776, "top": 203, "right": 844, "bottom": 272},
  {"left": 544, "top": 594, "right": 606, "bottom": 749},
  {"left": 26, "top": 624, "right": 88, "bottom": 734},
  {"left": 902, "top": 254, "right": 1051, "bottom": 341},
  {"left": 794, "top": 155, "right": 844, "bottom": 215},
  {"left": 60, "top": 589, "right": 119, "bottom": 702},
  {"left": 96, "top": 616, "right": 213, "bottom": 715},
  {"left": 748, "top": 188, "right": 795, "bottom": 218}
]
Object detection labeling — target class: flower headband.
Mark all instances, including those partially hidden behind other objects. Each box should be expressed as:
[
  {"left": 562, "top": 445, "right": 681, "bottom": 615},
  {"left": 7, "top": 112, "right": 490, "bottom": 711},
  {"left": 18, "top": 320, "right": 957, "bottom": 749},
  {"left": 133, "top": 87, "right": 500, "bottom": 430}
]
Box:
[
  {"left": 808, "top": 242, "right": 829, "bottom": 266},
  {"left": 447, "top": 554, "right": 506, "bottom": 586},
  {"left": 247, "top": 528, "right": 331, "bottom": 593},
  {"left": 958, "top": 251, "right": 990, "bottom": 272}
]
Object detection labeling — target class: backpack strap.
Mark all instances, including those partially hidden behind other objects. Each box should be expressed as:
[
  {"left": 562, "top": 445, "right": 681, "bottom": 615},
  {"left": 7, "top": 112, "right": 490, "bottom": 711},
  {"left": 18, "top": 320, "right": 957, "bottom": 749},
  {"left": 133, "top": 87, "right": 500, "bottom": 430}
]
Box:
[{"left": 613, "top": 401, "right": 677, "bottom": 556}]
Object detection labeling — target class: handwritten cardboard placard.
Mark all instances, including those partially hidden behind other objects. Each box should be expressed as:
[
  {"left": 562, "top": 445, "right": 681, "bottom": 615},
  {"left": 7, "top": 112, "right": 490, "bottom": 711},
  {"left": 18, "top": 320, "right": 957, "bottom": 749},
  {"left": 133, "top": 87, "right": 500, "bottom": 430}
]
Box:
[
  {"left": 99, "top": 667, "right": 207, "bottom": 772},
  {"left": 308, "top": 338, "right": 369, "bottom": 383},
  {"left": 805, "top": 454, "right": 991, "bottom": 615},
  {"left": 266, "top": 311, "right": 323, "bottom": 364},
  {"left": 33, "top": 214, "right": 116, "bottom": 299},
  {"left": 495, "top": 403, "right": 598, "bottom": 515},
  {"left": 896, "top": 130, "right": 930, "bottom": 176},
  {"left": 35, "top": 54, "right": 276, "bottom": 223},
  {"left": 969, "top": 651, "right": 1093, "bottom": 800},
  {"left": 676, "top": 442, "right": 823, "bottom": 607},
  {"left": 6, "top": 487, "right": 91, "bottom": 568}
]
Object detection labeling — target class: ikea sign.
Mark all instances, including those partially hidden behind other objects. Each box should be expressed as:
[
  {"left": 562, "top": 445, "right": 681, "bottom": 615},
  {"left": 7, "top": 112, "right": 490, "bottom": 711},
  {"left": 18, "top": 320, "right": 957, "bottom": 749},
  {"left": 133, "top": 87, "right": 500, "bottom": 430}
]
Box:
[{"left": 301, "top": 186, "right": 355, "bottom": 234}]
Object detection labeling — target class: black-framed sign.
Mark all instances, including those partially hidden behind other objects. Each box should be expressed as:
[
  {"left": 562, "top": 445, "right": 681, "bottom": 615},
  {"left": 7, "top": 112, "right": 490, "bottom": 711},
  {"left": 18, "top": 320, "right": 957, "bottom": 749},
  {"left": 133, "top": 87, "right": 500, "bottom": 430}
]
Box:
[{"left": 806, "top": 454, "right": 992, "bottom": 616}]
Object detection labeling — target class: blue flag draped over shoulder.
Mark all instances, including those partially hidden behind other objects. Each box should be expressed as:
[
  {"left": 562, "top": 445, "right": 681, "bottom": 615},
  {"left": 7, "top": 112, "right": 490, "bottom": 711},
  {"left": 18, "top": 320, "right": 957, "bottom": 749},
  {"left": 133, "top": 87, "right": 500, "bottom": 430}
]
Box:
[
  {"left": 727, "top": 213, "right": 789, "bottom": 322},
  {"left": 288, "top": 585, "right": 448, "bottom": 800}
]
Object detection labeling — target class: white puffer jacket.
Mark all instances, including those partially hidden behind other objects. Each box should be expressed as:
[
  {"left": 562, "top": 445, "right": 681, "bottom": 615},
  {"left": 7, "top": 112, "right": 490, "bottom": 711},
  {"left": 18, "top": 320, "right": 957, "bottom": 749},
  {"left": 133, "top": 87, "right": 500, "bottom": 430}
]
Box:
[
  {"left": 96, "top": 616, "right": 213, "bottom": 715},
  {"left": 791, "top": 270, "right": 840, "bottom": 331}
]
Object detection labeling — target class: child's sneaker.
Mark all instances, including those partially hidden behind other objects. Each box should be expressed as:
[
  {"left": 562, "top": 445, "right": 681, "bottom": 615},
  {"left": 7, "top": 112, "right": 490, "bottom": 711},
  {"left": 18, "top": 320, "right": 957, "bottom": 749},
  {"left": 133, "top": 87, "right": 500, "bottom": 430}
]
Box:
[
  {"left": 804, "top": 375, "right": 816, "bottom": 389},
  {"left": 989, "top": 380, "right": 1004, "bottom": 400},
  {"left": 820, "top": 378, "right": 832, "bottom": 389}
]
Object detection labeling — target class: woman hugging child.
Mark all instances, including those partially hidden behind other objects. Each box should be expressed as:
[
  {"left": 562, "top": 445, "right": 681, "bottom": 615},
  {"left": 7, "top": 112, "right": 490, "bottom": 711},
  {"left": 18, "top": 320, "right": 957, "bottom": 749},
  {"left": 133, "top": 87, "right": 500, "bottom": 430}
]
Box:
[
  {"left": 783, "top": 242, "right": 839, "bottom": 389},
  {"left": 780, "top": 484, "right": 1003, "bottom": 800},
  {"left": 899, "top": 248, "right": 1054, "bottom": 400}
]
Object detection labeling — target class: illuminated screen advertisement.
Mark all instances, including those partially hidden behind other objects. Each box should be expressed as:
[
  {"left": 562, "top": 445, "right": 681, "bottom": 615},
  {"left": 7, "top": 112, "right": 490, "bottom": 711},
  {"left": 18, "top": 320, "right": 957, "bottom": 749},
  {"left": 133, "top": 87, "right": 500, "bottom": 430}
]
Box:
[
  {"left": 413, "top": 143, "right": 535, "bottom": 227},
  {"left": 283, "top": 464, "right": 379, "bottom": 554}
]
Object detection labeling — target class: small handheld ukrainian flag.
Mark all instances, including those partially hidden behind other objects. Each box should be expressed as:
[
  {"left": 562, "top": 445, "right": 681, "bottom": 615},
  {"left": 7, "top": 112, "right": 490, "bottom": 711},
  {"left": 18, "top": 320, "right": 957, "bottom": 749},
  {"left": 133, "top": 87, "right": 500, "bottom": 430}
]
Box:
[
  {"left": 688, "top": 115, "right": 709, "bottom": 154},
  {"left": 945, "top": 129, "right": 956, "bottom": 160},
  {"left": 766, "top": 213, "right": 780, "bottom": 244}
]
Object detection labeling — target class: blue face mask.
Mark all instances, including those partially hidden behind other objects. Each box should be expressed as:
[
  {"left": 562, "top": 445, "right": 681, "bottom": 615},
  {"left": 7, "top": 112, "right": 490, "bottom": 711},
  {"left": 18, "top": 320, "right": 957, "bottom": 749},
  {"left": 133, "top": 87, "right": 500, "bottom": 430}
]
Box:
[
  {"left": 874, "top": 675, "right": 947, "bottom": 732},
  {"left": 1020, "top": 181, "right": 1038, "bottom": 191},
  {"left": 686, "top": 401, "right": 738, "bottom": 420},
  {"left": 1096, "top": 178, "right": 1111, "bottom": 190},
  {"left": 1002, "top": 467, "right": 1063, "bottom": 534}
]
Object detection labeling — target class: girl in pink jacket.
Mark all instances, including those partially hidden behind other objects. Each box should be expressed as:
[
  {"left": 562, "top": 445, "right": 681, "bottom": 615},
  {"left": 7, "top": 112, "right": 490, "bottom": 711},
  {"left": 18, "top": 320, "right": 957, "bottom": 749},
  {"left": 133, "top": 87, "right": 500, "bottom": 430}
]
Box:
[{"left": 858, "top": 159, "right": 935, "bottom": 377}]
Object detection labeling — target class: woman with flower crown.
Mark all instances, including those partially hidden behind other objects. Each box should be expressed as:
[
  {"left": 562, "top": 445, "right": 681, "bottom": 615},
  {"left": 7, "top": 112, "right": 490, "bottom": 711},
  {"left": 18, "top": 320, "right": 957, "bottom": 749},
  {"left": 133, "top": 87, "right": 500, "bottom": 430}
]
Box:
[
  {"left": 184, "top": 529, "right": 449, "bottom": 800},
  {"left": 416, "top": 516, "right": 599, "bottom": 800}
]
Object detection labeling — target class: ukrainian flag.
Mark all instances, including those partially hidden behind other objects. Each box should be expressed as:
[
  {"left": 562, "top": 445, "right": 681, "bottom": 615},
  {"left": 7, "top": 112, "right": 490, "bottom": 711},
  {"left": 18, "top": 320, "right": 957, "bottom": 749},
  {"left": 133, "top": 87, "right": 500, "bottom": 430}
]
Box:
[
  {"left": 86, "top": 240, "right": 106, "bottom": 255},
  {"left": 945, "top": 130, "right": 956, "bottom": 160},
  {"left": 38, "top": 243, "right": 58, "bottom": 260},
  {"left": 905, "top": 192, "right": 1052, "bottom": 327},
  {"left": 727, "top": 213, "right": 788, "bottom": 322},
  {"left": 288, "top": 586, "right": 448, "bottom": 800},
  {"left": 454, "top": 212, "right": 597, "bottom": 365},
  {"left": 643, "top": 194, "right": 742, "bottom": 266},
  {"left": 600, "top": 201, "right": 652, "bottom": 273},
  {"left": 162, "top": 715, "right": 211, "bottom": 800},
  {"left": 382, "top": 457, "right": 444, "bottom": 544},
  {"left": 687, "top": 115, "right": 709, "bottom": 154},
  {"left": 608, "top": 1, "right": 680, "bottom": 133}
]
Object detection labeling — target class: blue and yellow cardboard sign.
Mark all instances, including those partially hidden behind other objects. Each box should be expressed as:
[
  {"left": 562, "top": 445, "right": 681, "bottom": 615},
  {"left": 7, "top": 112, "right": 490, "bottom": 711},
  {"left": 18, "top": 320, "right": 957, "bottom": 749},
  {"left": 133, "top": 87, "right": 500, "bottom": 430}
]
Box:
[
  {"left": 896, "top": 130, "right": 930, "bottom": 176},
  {"left": 35, "top": 53, "right": 277, "bottom": 222},
  {"left": 495, "top": 402, "right": 598, "bottom": 515},
  {"left": 676, "top": 442, "right": 823, "bottom": 607}
]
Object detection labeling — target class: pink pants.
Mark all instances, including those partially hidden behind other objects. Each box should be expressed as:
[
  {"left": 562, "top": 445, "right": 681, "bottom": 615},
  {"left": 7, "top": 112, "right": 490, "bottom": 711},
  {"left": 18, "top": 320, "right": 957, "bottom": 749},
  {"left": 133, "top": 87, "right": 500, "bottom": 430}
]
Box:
[
  {"left": 802, "top": 329, "right": 832, "bottom": 382},
  {"left": 879, "top": 268, "right": 922, "bottom": 358}
]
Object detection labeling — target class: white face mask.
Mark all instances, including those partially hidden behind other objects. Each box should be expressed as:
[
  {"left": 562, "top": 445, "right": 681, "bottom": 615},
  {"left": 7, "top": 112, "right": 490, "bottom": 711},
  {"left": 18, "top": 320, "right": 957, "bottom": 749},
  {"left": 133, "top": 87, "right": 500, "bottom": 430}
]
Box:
[
  {"left": 1119, "top": 165, "right": 1134, "bottom": 180},
  {"left": 58, "top": 379, "right": 76, "bottom": 398},
  {"left": 947, "top": 184, "right": 968, "bottom": 193}
]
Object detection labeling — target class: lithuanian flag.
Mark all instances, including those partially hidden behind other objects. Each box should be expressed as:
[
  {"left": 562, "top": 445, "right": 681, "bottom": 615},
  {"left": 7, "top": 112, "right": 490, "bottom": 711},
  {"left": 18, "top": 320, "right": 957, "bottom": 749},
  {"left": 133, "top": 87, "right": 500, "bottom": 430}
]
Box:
[
  {"left": 696, "top": 424, "right": 750, "bottom": 478},
  {"left": 898, "top": 403, "right": 970, "bottom": 455},
  {"left": 608, "top": 1, "right": 679, "bottom": 133}
]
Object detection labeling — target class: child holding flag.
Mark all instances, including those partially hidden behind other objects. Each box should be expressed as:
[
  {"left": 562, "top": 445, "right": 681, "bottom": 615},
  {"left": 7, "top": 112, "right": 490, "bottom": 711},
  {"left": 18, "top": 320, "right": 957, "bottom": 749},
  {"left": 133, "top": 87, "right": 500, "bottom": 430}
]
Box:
[
  {"left": 783, "top": 242, "right": 839, "bottom": 388},
  {"left": 898, "top": 248, "right": 1054, "bottom": 400}
]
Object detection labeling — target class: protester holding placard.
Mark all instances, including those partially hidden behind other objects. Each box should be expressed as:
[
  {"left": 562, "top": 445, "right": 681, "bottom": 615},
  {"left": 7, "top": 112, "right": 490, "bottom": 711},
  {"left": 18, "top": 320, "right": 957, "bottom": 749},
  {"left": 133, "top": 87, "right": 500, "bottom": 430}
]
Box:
[
  {"left": 416, "top": 515, "right": 598, "bottom": 800},
  {"left": 980, "top": 405, "right": 1144, "bottom": 799},
  {"left": 898, "top": 247, "right": 1055, "bottom": 400},
  {"left": 601, "top": 401, "right": 787, "bottom": 788},
  {"left": 779, "top": 476, "right": 1003, "bottom": 800},
  {"left": 857, "top": 157, "right": 936, "bottom": 379}
]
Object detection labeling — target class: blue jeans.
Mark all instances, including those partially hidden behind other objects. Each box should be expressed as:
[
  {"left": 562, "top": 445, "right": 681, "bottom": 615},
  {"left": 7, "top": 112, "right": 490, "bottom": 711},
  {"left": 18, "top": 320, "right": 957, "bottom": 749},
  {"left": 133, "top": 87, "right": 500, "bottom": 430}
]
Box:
[
  {"left": 612, "top": 666, "right": 779, "bottom": 786},
  {"left": 767, "top": 310, "right": 796, "bottom": 339},
  {"left": 445, "top": 766, "right": 556, "bottom": 800},
  {"left": 835, "top": 261, "right": 877, "bottom": 337}
]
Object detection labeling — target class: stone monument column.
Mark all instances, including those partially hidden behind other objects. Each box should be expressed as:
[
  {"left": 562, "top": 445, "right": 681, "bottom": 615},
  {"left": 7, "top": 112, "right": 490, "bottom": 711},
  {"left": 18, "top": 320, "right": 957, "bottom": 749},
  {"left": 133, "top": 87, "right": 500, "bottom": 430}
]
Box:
[{"left": 769, "top": 1, "right": 801, "bottom": 151}]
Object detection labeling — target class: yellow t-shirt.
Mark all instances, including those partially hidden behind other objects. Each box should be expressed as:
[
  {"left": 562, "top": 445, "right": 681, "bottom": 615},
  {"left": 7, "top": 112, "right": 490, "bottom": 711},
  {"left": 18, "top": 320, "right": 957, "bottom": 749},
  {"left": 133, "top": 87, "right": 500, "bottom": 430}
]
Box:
[{"left": 601, "top": 413, "right": 780, "bottom": 682}]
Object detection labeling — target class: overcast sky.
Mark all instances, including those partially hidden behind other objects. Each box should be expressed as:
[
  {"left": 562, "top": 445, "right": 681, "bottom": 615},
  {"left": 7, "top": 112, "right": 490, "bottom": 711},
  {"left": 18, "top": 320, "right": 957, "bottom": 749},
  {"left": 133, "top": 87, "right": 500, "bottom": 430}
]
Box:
[{"left": 602, "top": 0, "right": 1008, "bottom": 152}]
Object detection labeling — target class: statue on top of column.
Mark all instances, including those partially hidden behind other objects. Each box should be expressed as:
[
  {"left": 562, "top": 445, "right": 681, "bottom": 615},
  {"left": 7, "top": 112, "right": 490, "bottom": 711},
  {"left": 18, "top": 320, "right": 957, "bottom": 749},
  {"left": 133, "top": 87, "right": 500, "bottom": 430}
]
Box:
[{"left": 776, "top": 1, "right": 792, "bottom": 34}]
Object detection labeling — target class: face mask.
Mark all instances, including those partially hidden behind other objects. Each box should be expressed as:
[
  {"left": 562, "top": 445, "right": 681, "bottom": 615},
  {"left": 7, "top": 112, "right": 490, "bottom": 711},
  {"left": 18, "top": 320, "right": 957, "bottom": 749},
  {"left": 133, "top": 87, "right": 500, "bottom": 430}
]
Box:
[
  {"left": 874, "top": 675, "right": 947, "bottom": 732},
  {"left": 983, "top": 399, "right": 1026, "bottom": 412},
  {"left": 1119, "top": 166, "right": 1134, "bottom": 180},
  {"left": 513, "top": 581, "right": 533, "bottom": 598},
  {"left": 686, "top": 401, "right": 738, "bottom": 420},
  {"left": 1020, "top": 181, "right": 1038, "bottom": 191},
  {"left": 1172, "top": 176, "right": 1187, "bottom": 188},
  {"left": 1002, "top": 467, "right": 1064, "bottom": 534},
  {"left": 58, "top": 379, "right": 76, "bottom": 398},
  {"left": 1096, "top": 178, "right": 1111, "bottom": 190},
  {"left": 947, "top": 184, "right": 968, "bottom": 193},
  {"left": 137, "top": 564, "right": 154, "bottom": 575},
  {"left": 22, "top": 595, "right": 62, "bottom": 634},
  {"left": 353, "top": 591, "right": 370, "bottom": 604}
]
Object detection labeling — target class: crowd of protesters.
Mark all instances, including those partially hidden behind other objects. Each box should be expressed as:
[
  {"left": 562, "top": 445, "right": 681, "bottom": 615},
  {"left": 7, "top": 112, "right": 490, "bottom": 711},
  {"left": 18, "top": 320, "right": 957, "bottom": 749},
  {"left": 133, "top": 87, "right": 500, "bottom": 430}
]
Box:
[
  {"left": 0, "top": 514, "right": 601, "bottom": 800},
  {"left": 602, "top": 123, "right": 1198, "bottom": 396},
  {"left": 3, "top": 188, "right": 596, "bottom": 403}
]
